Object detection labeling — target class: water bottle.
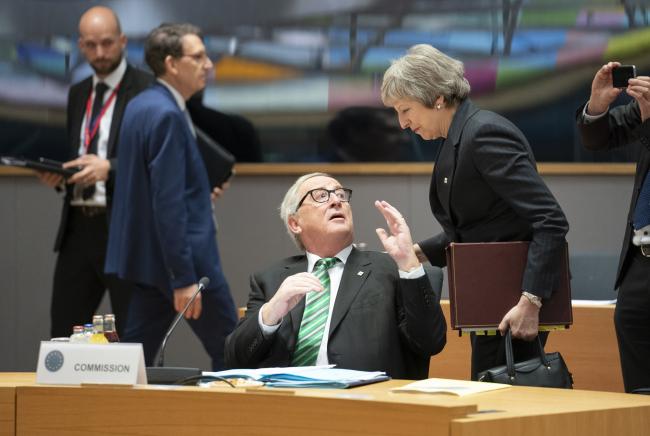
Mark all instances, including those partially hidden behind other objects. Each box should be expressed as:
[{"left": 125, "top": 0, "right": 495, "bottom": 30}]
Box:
[
  {"left": 82, "top": 323, "right": 94, "bottom": 343},
  {"left": 69, "top": 325, "right": 85, "bottom": 343}
]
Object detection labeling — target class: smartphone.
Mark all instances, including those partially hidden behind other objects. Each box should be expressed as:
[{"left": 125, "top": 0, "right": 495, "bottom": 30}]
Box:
[{"left": 612, "top": 65, "right": 636, "bottom": 88}]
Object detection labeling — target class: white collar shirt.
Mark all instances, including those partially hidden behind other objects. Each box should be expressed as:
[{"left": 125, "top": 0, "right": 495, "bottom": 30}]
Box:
[{"left": 72, "top": 57, "right": 126, "bottom": 206}]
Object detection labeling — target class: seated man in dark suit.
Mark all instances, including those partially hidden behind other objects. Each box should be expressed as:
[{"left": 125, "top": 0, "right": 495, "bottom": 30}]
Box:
[{"left": 225, "top": 172, "right": 446, "bottom": 379}]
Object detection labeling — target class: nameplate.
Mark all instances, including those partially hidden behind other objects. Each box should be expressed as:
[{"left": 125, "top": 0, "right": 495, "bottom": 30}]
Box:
[{"left": 36, "top": 341, "right": 147, "bottom": 385}]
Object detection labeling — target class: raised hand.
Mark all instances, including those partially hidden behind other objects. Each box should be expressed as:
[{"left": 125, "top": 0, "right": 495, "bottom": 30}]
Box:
[
  {"left": 626, "top": 75, "right": 650, "bottom": 122},
  {"left": 374, "top": 200, "right": 420, "bottom": 272},
  {"left": 587, "top": 62, "right": 624, "bottom": 115}
]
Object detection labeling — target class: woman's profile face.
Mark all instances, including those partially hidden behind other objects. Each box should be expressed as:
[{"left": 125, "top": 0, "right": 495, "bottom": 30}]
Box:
[{"left": 391, "top": 97, "right": 444, "bottom": 140}]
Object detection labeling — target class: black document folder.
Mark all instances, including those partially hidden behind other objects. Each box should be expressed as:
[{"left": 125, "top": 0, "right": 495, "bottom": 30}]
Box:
[
  {"left": 195, "top": 127, "right": 235, "bottom": 188},
  {"left": 1, "top": 156, "right": 78, "bottom": 177},
  {"left": 446, "top": 241, "right": 573, "bottom": 330}
]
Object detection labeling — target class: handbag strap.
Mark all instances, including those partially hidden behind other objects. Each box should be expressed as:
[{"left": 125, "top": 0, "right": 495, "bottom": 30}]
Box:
[
  {"left": 536, "top": 334, "right": 550, "bottom": 367},
  {"left": 505, "top": 330, "right": 516, "bottom": 378},
  {"left": 504, "top": 330, "right": 550, "bottom": 379}
]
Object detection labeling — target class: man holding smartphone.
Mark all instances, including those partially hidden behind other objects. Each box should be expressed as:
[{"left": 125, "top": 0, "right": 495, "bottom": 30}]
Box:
[
  {"left": 37, "top": 6, "right": 152, "bottom": 339},
  {"left": 576, "top": 61, "right": 650, "bottom": 393}
]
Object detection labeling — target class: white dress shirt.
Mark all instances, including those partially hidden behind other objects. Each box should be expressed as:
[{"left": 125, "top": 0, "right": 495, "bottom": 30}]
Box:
[
  {"left": 581, "top": 101, "right": 607, "bottom": 124},
  {"left": 72, "top": 57, "right": 126, "bottom": 207}
]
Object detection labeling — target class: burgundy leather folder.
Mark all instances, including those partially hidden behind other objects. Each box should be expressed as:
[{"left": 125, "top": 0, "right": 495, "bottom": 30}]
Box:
[{"left": 445, "top": 241, "right": 572, "bottom": 330}]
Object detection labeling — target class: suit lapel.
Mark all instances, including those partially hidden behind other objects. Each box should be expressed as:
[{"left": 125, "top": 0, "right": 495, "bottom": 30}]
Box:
[
  {"left": 70, "top": 78, "right": 93, "bottom": 158},
  {"left": 433, "top": 99, "right": 480, "bottom": 226},
  {"left": 284, "top": 258, "right": 308, "bottom": 346},
  {"left": 328, "top": 248, "right": 371, "bottom": 337}
]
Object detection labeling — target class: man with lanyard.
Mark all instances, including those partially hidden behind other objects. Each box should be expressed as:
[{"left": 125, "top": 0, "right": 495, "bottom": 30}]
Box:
[{"left": 37, "top": 6, "right": 152, "bottom": 339}]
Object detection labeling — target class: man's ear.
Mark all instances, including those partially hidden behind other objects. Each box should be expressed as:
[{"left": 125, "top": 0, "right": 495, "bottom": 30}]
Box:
[
  {"left": 163, "top": 55, "right": 177, "bottom": 76},
  {"left": 287, "top": 214, "right": 302, "bottom": 236},
  {"left": 119, "top": 33, "right": 127, "bottom": 51}
]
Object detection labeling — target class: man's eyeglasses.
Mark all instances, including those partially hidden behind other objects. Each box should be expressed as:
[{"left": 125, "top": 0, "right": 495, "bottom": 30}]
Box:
[
  {"left": 182, "top": 52, "right": 210, "bottom": 64},
  {"left": 296, "top": 188, "right": 352, "bottom": 210}
]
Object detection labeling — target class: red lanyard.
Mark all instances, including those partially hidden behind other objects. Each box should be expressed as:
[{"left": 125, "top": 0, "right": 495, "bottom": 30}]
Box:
[{"left": 83, "top": 82, "right": 121, "bottom": 152}]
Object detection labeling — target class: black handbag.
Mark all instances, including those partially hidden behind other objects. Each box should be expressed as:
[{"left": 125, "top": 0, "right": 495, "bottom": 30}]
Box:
[{"left": 477, "top": 330, "right": 573, "bottom": 388}]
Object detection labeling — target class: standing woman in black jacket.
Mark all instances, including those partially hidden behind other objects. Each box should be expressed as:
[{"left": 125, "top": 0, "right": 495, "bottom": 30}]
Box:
[{"left": 381, "top": 44, "right": 569, "bottom": 380}]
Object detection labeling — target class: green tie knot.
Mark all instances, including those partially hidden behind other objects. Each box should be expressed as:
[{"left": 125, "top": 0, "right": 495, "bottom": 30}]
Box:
[{"left": 315, "top": 257, "right": 339, "bottom": 272}]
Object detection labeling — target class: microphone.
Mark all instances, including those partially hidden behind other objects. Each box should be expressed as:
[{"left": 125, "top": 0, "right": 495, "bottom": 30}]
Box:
[{"left": 146, "top": 277, "right": 209, "bottom": 384}]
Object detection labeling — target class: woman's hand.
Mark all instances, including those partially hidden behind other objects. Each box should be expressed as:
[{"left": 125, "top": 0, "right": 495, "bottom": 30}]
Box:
[{"left": 497, "top": 295, "right": 540, "bottom": 341}]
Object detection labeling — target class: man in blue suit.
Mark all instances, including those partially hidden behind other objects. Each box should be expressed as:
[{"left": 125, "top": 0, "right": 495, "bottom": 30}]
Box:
[{"left": 105, "top": 23, "right": 237, "bottom": 370}]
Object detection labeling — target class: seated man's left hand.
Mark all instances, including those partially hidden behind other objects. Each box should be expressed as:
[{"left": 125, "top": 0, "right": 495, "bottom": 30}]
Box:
[
  {"left": 374, "top": 200, "right": 420, "bottom": 272},
  {"left": 498, "top": 296, "right": 540, "bottom": 341}
]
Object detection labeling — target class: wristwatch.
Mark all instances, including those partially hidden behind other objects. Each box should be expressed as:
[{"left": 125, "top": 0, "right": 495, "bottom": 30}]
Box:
[{"left": 522, "top": 291, "right": 542, "bottom": 308}]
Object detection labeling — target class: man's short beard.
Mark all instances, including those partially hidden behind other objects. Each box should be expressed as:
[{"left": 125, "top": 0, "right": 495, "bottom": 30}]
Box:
[{"left": 91, "top": 56, "right": 122, "bottom": 76}]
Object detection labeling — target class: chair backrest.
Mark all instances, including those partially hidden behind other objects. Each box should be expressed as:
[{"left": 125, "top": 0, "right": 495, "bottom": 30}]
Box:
[
  {"left": 569, "top": 252, "right": 618, "bottom": 300},
  {"left": 423, "top": 264, "right": 444, "bottom": 303}
]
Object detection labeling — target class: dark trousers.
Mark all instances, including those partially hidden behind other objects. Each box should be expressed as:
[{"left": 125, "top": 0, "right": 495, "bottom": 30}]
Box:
[
  {"left": 123, "top": 280, "right": 237, "bottom": 371},
  {"left": 615, "top": 251, "right": 650, "bottom": 393},
  {"left": 470, "top": 331, "right": 549, "bottom": 380},
  {"left": 50, "top": 208, "right": 133, "bottom": 338}
]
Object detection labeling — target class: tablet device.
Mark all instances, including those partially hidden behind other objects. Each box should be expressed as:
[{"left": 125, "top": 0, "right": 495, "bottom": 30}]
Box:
[{"left": 0, "top": 156, "right": 79, "bottom": 177}]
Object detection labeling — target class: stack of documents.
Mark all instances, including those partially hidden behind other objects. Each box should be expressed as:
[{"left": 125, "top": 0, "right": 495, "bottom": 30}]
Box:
[
  {"left": 204, "top": 365, "right": 389, "bottom": 388},
  {"left": 392, "top": 378, "right": 510, "bottom": 396}
]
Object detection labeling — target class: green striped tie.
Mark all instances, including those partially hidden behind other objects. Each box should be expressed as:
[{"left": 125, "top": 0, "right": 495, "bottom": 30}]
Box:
[{"left": 292, "top": 257, "right": 340, "bottom": 366}]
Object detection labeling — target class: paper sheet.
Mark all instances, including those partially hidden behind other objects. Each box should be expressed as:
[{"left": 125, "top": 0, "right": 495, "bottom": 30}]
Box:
[{"left": 391, "top": 378, "right": 510, "bottom": 396}]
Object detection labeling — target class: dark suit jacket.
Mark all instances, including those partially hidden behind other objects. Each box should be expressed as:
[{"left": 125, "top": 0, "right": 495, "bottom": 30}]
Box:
[
  {"left": 576, "top": 100, "right": 649, "bottom": 289},
  {"left": 105, "top": 83, "right": 228, "bottom": 294},
  {"left": 224, "top": 248, "right": 447, "bottom": 379},
  {"left": 420, "top": 99, "right": 569, "bottom": 299},
  {"left": 54, "top": 64, "right": 152, "bottom": 251}
]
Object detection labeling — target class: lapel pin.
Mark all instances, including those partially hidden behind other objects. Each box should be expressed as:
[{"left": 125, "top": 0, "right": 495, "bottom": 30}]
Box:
[
  {"left": 443, "top": 177, "right": 448, "bottom": 184},
  {"left": 357, "top": 271, "right": 364, "bottom": 276}
]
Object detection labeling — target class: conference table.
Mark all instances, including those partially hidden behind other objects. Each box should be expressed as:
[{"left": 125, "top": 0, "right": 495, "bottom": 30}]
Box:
[{"left": 2, "top": 373, "right": 650, "bottom": 435}]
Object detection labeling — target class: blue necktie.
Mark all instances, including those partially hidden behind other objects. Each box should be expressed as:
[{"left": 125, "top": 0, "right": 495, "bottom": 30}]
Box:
[{"left": 634, "top": 171, "right": 650, "bottom": 230}]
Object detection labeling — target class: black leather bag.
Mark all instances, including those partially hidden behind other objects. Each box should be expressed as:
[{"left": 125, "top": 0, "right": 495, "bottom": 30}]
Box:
[
  {"left": 478, "top": 330, "right": 573, "bottom": 388},
  {"left": 195, "top": 126, "right": 235, "bottom": 189}
]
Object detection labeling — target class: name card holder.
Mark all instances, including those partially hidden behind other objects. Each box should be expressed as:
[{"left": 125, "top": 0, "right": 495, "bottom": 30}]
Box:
[{"left": 36, "top": 341, "right": 147, "bottom": 385}]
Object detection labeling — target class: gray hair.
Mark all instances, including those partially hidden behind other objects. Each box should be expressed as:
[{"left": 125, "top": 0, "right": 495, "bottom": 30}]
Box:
[
  {"left": 145, "top": 23, "right": 202, "bottom": 77},
  {"left": 381, "top": 44, "right": 470, "bottom": 108},
  {"left": 279, "top": 172, "right": 330, "bottom": 250}
]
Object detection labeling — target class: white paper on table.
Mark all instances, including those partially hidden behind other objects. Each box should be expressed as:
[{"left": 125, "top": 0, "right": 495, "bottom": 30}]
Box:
[
  {"left": 391, "top": 378, "right": 510, "bottom": 396},
  {"left": 571, "top": 299, "right": 617, "bottom": 306}
]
